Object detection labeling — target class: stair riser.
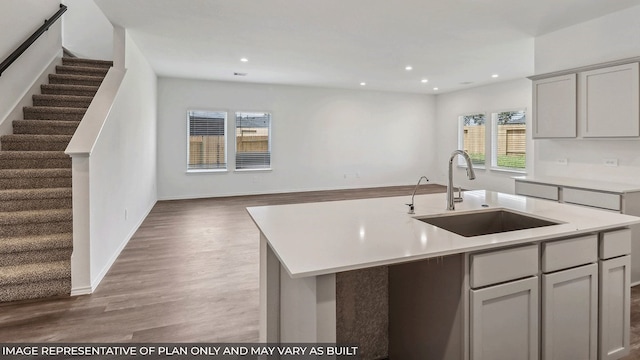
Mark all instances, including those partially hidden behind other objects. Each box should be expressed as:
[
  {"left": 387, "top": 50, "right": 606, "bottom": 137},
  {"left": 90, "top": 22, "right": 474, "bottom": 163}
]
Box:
[
  {"left": 0, "top": 178, "right": 71, "bottom": 190},
  {"left": 0, "top": 158, "right": 71, "bottom": 169},
  {"left": 0, "top": 278, "right": 70, "bottom": 302},
  {"left": 23, "top": 109, "right": 85, "bottom": 121},
  {"left": 2, "top": 142, "right": 70, "bottom": 151},
  {"left": 0, "top": 197, "right": 72, "bottom": 212},
  {"left": 0, "top": 221, "right": 72, "bottom": 238},
  {"left": 62, "top": 58, "right": 113, "bottom": 68},
  {"left": 33, "top": 98, "right": 91, "bottom": 108},
  {"left": 49, "top": 75, "right": 102, "bottom": 87},
  {"left": 41, "top": 86, "right": 97, "bottom": 97},
  {"left": 0, "top": 248, "right": 72, "bottom": 267},
  {"left": 56, "top": 66, "right": 108, "bottom": 77},
  {"left": 13, "top": 123, "right": 79, "bottom": 136}
]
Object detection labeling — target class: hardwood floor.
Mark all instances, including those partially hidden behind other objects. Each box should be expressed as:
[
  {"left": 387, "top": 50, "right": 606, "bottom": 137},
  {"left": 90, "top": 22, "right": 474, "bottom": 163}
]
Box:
[{"left": 1, "top": 183, "right": 640, "bottom": 360}]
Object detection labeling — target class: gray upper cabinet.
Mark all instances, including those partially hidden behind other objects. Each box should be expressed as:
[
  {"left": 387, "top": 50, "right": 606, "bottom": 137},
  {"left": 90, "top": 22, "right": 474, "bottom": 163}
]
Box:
[
  {"left": 580, "top": 63, "right": 640, "bottom": 138},
  {"left": 532, "top": 74, "right": 577, "bottom": 138},
  {"left": 530, "top": 58, "right": 640, "bottom": 139}
]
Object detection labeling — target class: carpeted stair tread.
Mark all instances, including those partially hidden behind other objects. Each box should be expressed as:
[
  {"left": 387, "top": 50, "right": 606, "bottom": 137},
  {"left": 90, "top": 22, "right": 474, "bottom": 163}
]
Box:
[
  {"left": 0, "top": 233, "right": 72, "bottom": 254},
  {"left": 32, "top": 94, "right": 93, "bottom": 108},
  {"left": 41, "top": 84, "right": 99, "bottom": 97},
  {"left": 62, "top": 57, "right": 113, "bottom": 68},
  {"left": 1, "top": 134, "right": 73, "bottom": 151},
  {"left": 0, "top": 151, "right": 71, "bottom": 169},
  {"left": 49, "top": 74, "right": 104, "bottom": 87},
  {"left": 23, "top": 106, "right": 86, "bottom": 121},
  {"left": 12, "top": 120, "right": 80, "bottom": 136},
  {"left": 0, "top": 260, "right": 71, "bottom": 286},
  {"left": 0, "top": 208, "right": 72, "bottom": 226},
  {"left": 0, "top": 187, "right": 71, "bottom": 201},
  {"left": 55, "top": 65, "right": 109, "bottom": 77},
  {"left": 0, "top": 279, "right": 70, "bottom": 302},
  {"left": 0, "top": 168, "right": 71, "bottom": 179}
]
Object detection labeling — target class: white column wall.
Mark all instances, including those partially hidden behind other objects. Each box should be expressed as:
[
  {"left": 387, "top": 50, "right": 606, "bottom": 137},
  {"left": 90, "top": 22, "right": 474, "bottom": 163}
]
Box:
[
  {"left": 157, "top": 78, "right": 436, "bottom": 199},
  {"left": 87, "top": 32, "right": 157, "bottom": 288}
]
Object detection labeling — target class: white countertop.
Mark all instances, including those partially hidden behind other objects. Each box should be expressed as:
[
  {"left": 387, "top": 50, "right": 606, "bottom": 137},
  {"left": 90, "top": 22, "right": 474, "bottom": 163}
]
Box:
[
  {"left": 514, "top": 175, "right": 640, "bottom": 193},
  {"left": 247, "top": 190, "right": 640, "bottom": 278}
]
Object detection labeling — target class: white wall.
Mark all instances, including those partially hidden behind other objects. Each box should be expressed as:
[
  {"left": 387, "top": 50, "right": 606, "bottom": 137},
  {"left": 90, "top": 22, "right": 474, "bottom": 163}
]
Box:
[
  {"left": 0, "top": 0, "right": 61, "bottom": 132},
  {"left": 157, "top": 79, "right": 436, "bottom": 199},
  {"left": 533, "top": 5, "right": 640, "bottom": 184},
  {"left": 61, "top": 0, "right": 113, "bottom": 60},
  {"left": 434, "top": 79, "right": 533, "bottom": 194},
  {"left": 88, "top": 31, "right": 157, "bottom": 287}
]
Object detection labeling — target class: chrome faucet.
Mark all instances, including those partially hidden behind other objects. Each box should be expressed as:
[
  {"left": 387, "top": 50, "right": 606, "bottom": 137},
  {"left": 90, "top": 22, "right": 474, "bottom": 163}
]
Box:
[
  {"left": 406, "top": 176, "right": 430, "bottom": 214},
  {"left": 448, "top": 150, "right": 476, "bottom": 210}
]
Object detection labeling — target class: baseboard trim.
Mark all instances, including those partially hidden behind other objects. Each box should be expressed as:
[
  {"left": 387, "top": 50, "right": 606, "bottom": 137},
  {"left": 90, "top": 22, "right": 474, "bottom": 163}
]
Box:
[
  {"left": 70, "top": 285, "right": 92, "bottom": 296},
  {"left": 89, "top": 200, "right": 157, "bottom": 293}
]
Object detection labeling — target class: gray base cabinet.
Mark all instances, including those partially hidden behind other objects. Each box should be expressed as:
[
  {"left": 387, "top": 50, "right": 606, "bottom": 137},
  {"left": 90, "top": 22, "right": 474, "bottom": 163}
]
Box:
[
  {"left": 542, "top": 263, "right": 598, "bottom": 360},
  {"left": 470, "top": 277, "right": 539, "bottom": 360},
  {"left": 599, "top": 255, "right": 631, "bottom": 360}
]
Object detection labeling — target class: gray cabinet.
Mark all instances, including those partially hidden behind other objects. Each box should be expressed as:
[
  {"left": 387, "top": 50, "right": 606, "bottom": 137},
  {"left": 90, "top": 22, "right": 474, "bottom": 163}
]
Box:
[
  {"left": 532, "top": 74, "right": 577, "bottom": 138},
  {"left": 470, "top": 276, "right": 539, "bottom": 360},
  {"left": 579, "top": 63, "right": 639, "bottom": 138},
  {"left": 542, "top": 263, "right": 598, "bottom": 360},
  {"left": 530, "top": 59, "right": 640, "bottom": 139}
]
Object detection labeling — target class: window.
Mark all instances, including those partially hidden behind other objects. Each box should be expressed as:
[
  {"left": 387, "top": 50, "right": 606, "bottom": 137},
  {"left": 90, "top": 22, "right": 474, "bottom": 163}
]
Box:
[
  {"left": 459, "top": 113, "right": 486, "bottom": 167},
  {"left": 187, "top": 110, "right": 226, "bottom": 171},
  {"left": 458, "top": 110, "right": 527, "bottom": 172},
  {"left": 235, "top": 112, "right": 271, "bottom": 170},
  {"left": 491, "top": 110, "right": 526, "bottom": 170}
]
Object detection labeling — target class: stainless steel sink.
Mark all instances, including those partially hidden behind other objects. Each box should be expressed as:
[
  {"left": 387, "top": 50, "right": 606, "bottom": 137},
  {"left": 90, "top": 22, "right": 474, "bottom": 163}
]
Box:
[{"left": 415, "top": 209, "right": 560, "bottom": 237}]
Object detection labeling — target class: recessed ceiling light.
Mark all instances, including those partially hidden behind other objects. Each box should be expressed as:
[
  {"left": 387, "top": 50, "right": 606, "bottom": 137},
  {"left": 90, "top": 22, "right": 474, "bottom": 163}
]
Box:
[
  {"left": 360, "top": 82, "right": 366, "bottom": 86},
  {"left": 240, "top": 58, "right": 248, "bottom": 62},
  {"left": 491, "top": 74, "right": 499, "bottom": 78},
  {"left": 405, "top": 66, "right": 413, "bottom": 71},
  {"left": 234, "top": 72, "right": 247, "bottom": 76},
  {"left": 433, "top": 87, "right": 439, "bottom": 91},
  {"left": 421, "top": 79, "right": 428, "bottom": 83}
]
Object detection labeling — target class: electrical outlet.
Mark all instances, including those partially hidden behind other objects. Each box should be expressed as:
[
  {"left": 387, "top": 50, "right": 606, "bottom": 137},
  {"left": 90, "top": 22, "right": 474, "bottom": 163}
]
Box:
[
  {"left": 556, "top": 158, "right": 568, "bottom": 166},
  {"left": 603, "top": 158, "right": 618, "bottom": 167}
]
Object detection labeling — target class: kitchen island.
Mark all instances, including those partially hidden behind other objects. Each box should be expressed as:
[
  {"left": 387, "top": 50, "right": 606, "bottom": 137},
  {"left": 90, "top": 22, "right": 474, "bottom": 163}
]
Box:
[{"left": 247, "top": 190, "right": 640, "bottom": 360}]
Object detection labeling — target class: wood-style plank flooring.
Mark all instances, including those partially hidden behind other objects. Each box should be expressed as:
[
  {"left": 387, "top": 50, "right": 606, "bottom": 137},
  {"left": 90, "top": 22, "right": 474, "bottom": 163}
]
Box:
[{"left": 1, "top": 184, "right": 640, "bottom": 360}]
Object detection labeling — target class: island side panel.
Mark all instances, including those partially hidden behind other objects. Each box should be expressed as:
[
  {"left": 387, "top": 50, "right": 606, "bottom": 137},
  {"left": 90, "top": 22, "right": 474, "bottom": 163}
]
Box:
[
  {"left": 259, "top": 233, "right": 280, "bottom": 342},
  {"left": 280, "top": 270, "right": 337, "bottom": 342}
]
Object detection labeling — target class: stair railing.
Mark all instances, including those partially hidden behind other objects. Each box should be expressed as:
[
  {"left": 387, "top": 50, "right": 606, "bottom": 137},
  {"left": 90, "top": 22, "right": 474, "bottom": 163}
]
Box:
[{"left": 0, "top": 4, "right": 67, "bottom": 77}]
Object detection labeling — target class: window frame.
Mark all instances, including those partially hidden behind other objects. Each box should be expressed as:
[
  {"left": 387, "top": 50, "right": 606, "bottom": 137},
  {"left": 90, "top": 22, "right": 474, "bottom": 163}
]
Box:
[
  {"left": 234, "top": 111, "right": 272, "bottom": 172},
  {"left": 186, "top": 110, "right": 228, "bottom": 173},
  {"left": 458, "top": 112, "right": 488, "bottom": 169},
  {"left": 490, "top": 109, "right": 527, "bottom": 173}
]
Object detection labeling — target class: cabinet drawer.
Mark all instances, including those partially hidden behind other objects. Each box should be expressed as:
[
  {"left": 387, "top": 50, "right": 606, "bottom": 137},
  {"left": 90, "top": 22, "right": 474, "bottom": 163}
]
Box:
[
  {"left": 470, "top": 244, "right": 539, "bottom": 288},
  {"left": 600, "top": 228, "right": 632, "bottom": 259},
  {"left": 563, "top": 188, "right": 621, "bottom": 211},
  {"left": 542, "top": 235, "right": 597, "bottom": 273},
  {"left": 515, "top": 181, "right": 559, "bottom": 201}
]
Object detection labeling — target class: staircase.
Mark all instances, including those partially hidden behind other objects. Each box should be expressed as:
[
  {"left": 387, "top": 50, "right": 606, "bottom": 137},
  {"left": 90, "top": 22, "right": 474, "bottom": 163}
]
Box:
[{"left": 0, "top": 57, "right": 112, "bottom": 302}]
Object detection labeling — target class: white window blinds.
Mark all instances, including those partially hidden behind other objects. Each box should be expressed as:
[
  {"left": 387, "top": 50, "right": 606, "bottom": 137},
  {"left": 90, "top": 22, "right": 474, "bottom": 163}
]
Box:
[
  {"left": 235, "top": 112, "right": 271, "bottom": 170},
  {"left": 187, "top": 110, "right": 226, "bottom": 171}
]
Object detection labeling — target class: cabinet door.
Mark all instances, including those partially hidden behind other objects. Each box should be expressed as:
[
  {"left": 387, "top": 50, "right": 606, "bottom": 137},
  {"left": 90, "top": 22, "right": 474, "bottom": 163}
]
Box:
[
  {"left": 580, "top": 63, "right": 640, "bottom": 138},
  {"left": 600, "top": 255, "right": 631, "bottom": 360},
  {"left": 542, "top": 263, "right": 598, "bottom": 360},
  {"left": 470, "top": 277, "right": 538, "bottom": 360},
  {"left": 532, "top": 74, "right": 577, "bottom": 138}
]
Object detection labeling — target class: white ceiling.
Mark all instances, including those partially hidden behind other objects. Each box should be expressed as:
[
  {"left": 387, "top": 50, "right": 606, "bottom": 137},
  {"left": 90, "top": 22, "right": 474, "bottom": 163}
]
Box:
[{"left": 95, "top": 0, "right": 640, "bottom": 94}]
